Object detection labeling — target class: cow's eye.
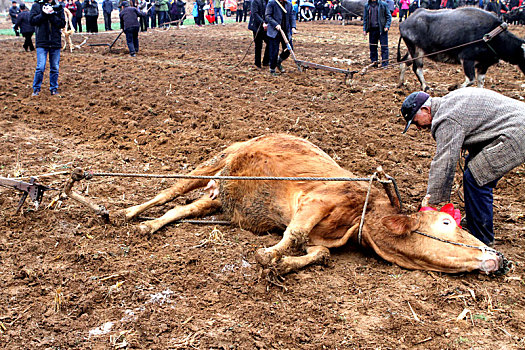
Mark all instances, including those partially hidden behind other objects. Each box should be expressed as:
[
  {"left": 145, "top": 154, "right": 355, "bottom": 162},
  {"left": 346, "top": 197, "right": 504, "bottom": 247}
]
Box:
[{"left": 443, "top": 219, "right": 451, "bottom": 225}]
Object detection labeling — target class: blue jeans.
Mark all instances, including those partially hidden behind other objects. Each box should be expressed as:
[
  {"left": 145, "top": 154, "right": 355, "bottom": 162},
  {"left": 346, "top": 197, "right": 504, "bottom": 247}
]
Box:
[
  {"left": 463, "top": 165, "right": 500, "bottom": 245},
  {"left": 214, "top": 8, "right": 224, "bottom": 23},
  {"left": 33, "top": 47, "right": 61, "bottom": 93}
]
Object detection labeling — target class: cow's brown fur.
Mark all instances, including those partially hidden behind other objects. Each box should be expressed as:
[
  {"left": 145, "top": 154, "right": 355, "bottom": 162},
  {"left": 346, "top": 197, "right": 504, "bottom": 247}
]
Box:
[{"left": 112, "top": 134, "right": 503, "bottom": 275}]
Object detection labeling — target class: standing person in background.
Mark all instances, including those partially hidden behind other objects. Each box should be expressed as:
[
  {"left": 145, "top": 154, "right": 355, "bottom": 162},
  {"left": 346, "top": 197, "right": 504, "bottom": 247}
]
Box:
[
  {"left": 30, "top": 0, "right": 66, "bottom": 96},
  {"left": 149, "top": 0, "right": 156, "bottom": 27},
  {"left": 213, "top": 0, "right": 224, "bottom": 24},
  {"left": 74, "top": 0, "right": 83, "bottom": 31},
  {"left": 83, "top": 0, "right": 99, "bottom": 32},
  {"left": 10, "top": 1, "right": 21, "bottom": 36},
  {"left": 243, "top": 0, "right": 251, "bottom": 21},
  {"left": 15, "top": 3, "right": 35, "bottom": 51},
  {"left": 196, "top": 0, "right": 205, "bottom": 25},
  {"left": 170, "top": 0, "right": 186, "bottom": 24},
  {"left": 248, "top": 0, "right": 269, "bottom": 68},
  {"left": 138, "top": 0, "right": 150, "bottom": 30},
  {"left": 120, "top": 0, "right": 145, "bottom": 56},
  {"left": 66, "top": 0, "right": 78, "bottom": 29},
  {"left": 102, "top": 0, "right": 114, "bottom": 30},
  {"left": 236, "top": 0, "right": 244, "bottom": 21},
  {"left": 265, "top": 0, "right": 297, "bottom": 75},
  {"left": 398, "top": 0, "right": 409, "bottom": 21},
  {"left": 363, "top": 0, "right": 391, "bottom": 67},
  {"left": 155, "top": 0, "right": 169, "bottom": 26}
]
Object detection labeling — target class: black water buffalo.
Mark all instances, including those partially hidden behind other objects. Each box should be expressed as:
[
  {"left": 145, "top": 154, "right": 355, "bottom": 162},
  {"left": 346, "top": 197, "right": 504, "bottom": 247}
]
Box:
[
  {"left": 339, "top": 0, "right": 366, "bottom": 24},
  {"left": 397, "top": 7, "right": 525, "bottom": 91}
]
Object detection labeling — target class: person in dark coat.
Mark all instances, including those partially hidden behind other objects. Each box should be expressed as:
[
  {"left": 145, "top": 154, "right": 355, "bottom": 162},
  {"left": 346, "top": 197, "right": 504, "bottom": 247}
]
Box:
[
  {"left": 30, "top": 0, "right": 66, "bottom": 96},
  {"left": 248, "top": 0, "right": 269, "bottom": 68},
  {"left": 102, "top": 0, "right": 114, "bottom": 30},
  {"left": 169, "top": 0, "right": 186, "bottom": 24},
  {"left": 74, "top": 0, "right": 83, "bottom": 31},
  {"left": 119, "top": 0, "right": 146, "bottom": 56},
  {"left": 265, "top": 0, "right": 297, "bottom": 75},
  {"left": 14, "top": 4, "right": 35, "bottom": 51},
  {"left": 83, "top": 0, "right": 99, "bottom": 32},
  {"left": 363, "top": 0, "right": 391, "bottom": 67},
  {"left": 138, "top": 0, "right": 150, "bottom": 31},
  {"left": 9, "top": 1, "right": 21, "bottom": 36}
]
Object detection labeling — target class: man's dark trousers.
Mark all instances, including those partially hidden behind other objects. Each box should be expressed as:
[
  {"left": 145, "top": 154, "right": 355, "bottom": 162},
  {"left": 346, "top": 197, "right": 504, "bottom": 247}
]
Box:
[
  {"left": 268, "top": 35, "right": 290, "bottom": 70},
  {"left": 463, "top": 165, "right": 500, "bottom": 245},
  {"left": 253, "top": 29, "right": 269, "bottom": 67},
  {"left": 124, "top": 27, "right": 139, "bottom": 54},
  {"left": 368, "top": 28, "right": 388, "bottom": 66},
  {"left": 23, "top": 32, "right": 35, "bottom": 51},
  {"left": 104, "top": 11, "right": 112, "bottom": 30}
]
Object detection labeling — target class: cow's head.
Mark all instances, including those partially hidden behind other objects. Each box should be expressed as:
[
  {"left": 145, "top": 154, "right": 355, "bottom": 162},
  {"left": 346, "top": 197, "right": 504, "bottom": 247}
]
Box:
[{"left": 368, "top": 211, "right": 506, "bottom": 274}]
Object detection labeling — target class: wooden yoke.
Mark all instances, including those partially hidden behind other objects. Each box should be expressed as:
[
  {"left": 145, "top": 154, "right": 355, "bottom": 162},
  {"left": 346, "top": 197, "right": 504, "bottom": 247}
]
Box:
[{"left": 376, "top": 166, "right": 402, "bottom": 211}]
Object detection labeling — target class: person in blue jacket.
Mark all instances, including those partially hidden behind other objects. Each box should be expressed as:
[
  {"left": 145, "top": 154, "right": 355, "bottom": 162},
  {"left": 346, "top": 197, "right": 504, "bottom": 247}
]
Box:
[
  {"left": 265, "top": 0, "right": 297, "bottom": 75},
  {"left": 362, "top": 0, "right": 391, "bottom": 67}
]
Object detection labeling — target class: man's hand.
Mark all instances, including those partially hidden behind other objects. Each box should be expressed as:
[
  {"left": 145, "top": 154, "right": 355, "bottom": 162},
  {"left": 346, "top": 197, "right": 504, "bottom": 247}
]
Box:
[
  {"left": 263, "top": 23, "right": 268, "bottom": 31},
  {"left": 43, "top": 4, "right": 55, "bottom": 14},
  {"left": 291, "top": 27, "right": 297, "bottom": 34},
  {"left": 275, "top": 24, "right": 281, "bottom": 31},
  {"left": 384, "top": 27, "right": 389, "bottom": 32},
  {"left": 363, "top": 31, "right": 366, "bottom": 37}
]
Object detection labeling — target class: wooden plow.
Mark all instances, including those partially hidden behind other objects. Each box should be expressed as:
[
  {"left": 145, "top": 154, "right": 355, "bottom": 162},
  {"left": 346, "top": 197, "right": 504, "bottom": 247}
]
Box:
[{"left": 279, "top": 28, "right": 358, "bottom": 84}]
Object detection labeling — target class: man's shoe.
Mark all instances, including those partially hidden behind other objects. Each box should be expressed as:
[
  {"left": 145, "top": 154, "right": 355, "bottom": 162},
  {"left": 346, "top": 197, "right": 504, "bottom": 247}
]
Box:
[
  {"left": 32, "top": 91, "right": 39, "bottom": 97},
  {"left": 50, "top": 90, "right": 59, "bottom": 96},
  {"left": 130, "top": 52, "right": 136, "bottom": 57},
  {"left": 269, "top": 69, "right": 279, "bottom": 76},
  {"left": 277, "top": 62, "right": 285, "bottom": 73}
]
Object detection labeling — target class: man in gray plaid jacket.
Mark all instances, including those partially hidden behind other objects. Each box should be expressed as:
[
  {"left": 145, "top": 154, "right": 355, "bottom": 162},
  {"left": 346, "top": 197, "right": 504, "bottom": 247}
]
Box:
[{"left": 401, "top": 87, "right": 525, "bottom": 246}]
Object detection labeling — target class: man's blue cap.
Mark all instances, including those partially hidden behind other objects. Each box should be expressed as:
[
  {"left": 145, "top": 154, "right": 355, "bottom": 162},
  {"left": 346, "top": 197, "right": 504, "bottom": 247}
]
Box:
[{"left": 401, "top": 91, "right": 430, "bottom": 133}]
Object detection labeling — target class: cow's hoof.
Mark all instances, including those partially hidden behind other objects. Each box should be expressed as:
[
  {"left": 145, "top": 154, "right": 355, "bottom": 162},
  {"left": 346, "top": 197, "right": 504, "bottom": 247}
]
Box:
[
  {"left": 134, "top": 223, "right": 152, "bottom": 235},
  {"left": 109, "top": 209, "right": 130, "bottom": 226},
  {"left": 255, "top": 248, "right": 281, "bottom": 267}
]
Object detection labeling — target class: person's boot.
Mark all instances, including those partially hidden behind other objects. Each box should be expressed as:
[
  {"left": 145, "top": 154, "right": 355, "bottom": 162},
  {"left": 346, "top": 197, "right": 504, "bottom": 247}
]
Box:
[{"left": 276, "top": 58, "right": 285, "bottom": 73}]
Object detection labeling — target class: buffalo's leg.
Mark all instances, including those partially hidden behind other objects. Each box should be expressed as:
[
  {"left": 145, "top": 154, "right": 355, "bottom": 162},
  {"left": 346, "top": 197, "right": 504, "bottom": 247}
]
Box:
[
  {"left": 274, "top": 246, "right": 330, "bottom": 275},
  {"left": 475, "top": 64, "right": 489, "bottom": 88},
  {"left": 460, "top": 59, "right": 476, "bottom": 88},
  {"left": 412, "top": 57, "right": 429, "bottom": 91},
  {"left": 255, "top": 200, "right": 327, "bottom": 268},
  {"left": 136, "top": 195, "right": 221, "bottom": 234}
]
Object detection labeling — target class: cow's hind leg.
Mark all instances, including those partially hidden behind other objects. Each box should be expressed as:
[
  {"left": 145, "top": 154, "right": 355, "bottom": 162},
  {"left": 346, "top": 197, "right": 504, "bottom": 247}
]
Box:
[
  {"left": 412, "top": 55, "right": 429, "bottom": 91},
  {"left": 136, "top": 195, "right": 221, "bottom": 234},
  {"left": 112, "top": 154, "right": 228, "bottom": 224}
]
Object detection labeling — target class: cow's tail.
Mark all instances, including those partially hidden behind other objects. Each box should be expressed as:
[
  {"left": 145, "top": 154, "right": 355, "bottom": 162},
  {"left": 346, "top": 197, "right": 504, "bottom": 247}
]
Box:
[{"left": 396, "top": 36, "right": 409, "bottom": 66}]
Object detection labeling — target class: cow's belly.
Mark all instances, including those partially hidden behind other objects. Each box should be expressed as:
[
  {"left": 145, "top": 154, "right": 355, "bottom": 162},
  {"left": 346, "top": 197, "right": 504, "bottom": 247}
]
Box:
[{"left": 219, "top": 181, "right": 288, "bottom": 234}]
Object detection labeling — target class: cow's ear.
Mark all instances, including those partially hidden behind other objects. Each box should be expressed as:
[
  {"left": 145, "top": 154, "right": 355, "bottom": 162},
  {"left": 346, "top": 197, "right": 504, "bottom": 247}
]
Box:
[{"left": 381, "top": 214, "right": 419, "bottom": 236}]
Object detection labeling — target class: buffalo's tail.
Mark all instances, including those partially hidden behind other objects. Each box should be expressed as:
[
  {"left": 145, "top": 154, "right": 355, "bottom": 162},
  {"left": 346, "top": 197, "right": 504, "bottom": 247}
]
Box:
[{"left": 397, "top": 36, "right": 412, "bottom": 67}]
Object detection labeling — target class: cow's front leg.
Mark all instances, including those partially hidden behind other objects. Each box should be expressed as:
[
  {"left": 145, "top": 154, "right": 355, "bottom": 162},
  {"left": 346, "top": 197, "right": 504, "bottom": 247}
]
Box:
[
  {"left": 255, "top": 202, "right": 327, "bottom": 268},
  {"left": 274, "top": 246, "right": 330, "bottom": 275}
]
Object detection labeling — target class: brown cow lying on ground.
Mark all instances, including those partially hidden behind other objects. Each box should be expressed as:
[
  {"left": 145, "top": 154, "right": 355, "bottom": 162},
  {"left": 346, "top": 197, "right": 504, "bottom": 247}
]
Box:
[{"left": 110, "top": 134, "right": 505, "bottom": 275}]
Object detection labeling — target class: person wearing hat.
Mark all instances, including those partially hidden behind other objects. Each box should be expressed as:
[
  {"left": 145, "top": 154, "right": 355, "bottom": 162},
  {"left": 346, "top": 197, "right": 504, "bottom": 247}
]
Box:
[
  {"left": 14, "top": 3, "right": 35, "bottom": 51},
  {"left": 119, "top": 0, "right": 146, "bottom": 57},
  {"left": 401, "top": 87, "right": 525, "bottom": 246}
]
